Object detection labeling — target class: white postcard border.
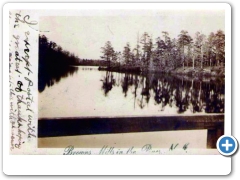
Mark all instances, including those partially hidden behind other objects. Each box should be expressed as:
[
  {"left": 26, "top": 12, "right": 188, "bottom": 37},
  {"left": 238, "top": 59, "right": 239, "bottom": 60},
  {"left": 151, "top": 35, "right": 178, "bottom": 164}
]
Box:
[{"left": 3, "top": 2, "right": 231, "bottom": 175}]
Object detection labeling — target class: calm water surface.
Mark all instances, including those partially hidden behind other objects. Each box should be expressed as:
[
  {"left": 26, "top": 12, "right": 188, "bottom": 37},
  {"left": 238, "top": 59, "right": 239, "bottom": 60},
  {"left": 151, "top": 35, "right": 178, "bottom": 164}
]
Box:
[{"left": 38, "top": 66, "right": 224, "bottom": 118}]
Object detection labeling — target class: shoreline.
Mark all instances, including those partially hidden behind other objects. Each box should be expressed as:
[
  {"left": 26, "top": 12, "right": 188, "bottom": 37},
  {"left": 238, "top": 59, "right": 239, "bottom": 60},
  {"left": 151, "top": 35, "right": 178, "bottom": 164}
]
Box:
[{"left": 97, "top": 65, "right": 225, "bottom": 77}]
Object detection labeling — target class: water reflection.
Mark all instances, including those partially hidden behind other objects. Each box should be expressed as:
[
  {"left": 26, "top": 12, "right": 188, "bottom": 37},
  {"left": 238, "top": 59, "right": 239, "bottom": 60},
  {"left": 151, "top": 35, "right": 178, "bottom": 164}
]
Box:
[
  {"left": 39, "top": 66, "right": 224, "bottom": 115},
  {"left": 101, "top": 71, "right": 116, "bottom": 96},
  {"left": 100, "top": 71, "right": 224, "bottom": 114},
  {"left": 38, "top": 65, "right": 78, "bottom": 92}
]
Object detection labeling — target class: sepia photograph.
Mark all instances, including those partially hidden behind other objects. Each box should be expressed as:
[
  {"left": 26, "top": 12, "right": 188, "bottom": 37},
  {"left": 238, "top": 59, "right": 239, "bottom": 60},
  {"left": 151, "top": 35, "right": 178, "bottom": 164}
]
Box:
[
  {"left": 5, "top": 2, "right": 234, "bottom": 176},
  {"left": 37, "top": 9, "right": 225, "bottom": 152}
]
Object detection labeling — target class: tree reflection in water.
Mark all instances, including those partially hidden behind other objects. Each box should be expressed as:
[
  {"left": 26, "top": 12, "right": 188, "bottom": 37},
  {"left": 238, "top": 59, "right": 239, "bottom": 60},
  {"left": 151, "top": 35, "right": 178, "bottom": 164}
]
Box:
[
  {"left": 38, "top": 65, "right": 78, "bottom": 93},
  {"left": 100, "top": 71, "right": 116, "bottom": 96},
  {"left": 100, "top": 71, "right": 224, "bottom": 114}
]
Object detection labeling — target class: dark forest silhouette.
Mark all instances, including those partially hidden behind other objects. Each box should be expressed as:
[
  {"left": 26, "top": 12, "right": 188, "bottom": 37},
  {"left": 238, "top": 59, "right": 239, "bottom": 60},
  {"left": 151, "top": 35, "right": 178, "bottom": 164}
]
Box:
[
  {"left": 38, "top": 35, "right": 109, "bottom": 92},
  {"left": 38, "top": 35, "right": 80, "bottom": 92}
]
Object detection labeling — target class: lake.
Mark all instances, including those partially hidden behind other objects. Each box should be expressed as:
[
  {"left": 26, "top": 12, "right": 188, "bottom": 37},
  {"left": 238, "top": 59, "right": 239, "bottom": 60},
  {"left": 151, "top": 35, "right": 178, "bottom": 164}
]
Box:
[{"left": 38, "top": 66, "right": 224, "bottom": 118}]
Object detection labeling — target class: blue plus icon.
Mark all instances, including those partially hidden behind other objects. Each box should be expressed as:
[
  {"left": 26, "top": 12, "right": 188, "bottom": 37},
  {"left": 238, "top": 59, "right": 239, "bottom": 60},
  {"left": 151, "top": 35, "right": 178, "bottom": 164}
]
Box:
[
  {"left": 220, "top": 138, "right": 234, "bottom": 153},
  {"left": 217, "top": 135, "right": 238, "bottom": 156}
]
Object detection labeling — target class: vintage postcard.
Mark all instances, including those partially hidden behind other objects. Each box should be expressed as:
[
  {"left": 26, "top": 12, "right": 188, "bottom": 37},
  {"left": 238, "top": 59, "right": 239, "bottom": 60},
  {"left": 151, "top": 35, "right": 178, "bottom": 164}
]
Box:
[{"left": 3, "top": 3, "right": 232, "bottom": 175}]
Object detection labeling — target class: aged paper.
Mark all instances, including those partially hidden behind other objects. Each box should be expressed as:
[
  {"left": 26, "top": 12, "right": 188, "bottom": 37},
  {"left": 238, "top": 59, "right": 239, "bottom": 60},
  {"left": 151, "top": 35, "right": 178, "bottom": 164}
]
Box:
[{"left": 7, "top": 3, "right": 229, "bottom": 156}]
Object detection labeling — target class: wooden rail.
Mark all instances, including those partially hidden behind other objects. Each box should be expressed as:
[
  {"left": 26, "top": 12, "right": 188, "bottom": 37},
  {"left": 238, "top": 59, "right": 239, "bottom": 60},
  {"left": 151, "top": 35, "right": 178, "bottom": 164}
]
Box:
[{"left": 38, "top": 115, "right": 224, "bottom": 148}]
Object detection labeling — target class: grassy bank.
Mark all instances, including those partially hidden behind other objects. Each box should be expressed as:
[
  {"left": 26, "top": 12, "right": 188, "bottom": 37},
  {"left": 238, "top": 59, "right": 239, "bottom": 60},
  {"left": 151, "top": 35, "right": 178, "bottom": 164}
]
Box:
[{"left": 173, "top": 66, "right": 225, "bottom": 77}]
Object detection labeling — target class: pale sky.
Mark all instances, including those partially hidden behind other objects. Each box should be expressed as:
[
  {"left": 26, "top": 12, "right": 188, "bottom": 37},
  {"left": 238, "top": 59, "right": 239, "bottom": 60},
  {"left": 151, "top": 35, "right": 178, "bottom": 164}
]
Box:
[{"left": 40, "top": 9, "right": 225, "bottom": 59}]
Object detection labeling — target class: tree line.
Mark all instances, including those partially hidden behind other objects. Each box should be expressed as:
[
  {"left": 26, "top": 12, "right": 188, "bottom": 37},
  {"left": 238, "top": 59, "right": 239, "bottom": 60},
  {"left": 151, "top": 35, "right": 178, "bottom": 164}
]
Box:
[
  {"left": 39, "top": 35, "right": 80, "bottom": 66},
  {"left": 100, "top": 30, "right": 225, "bottom": 71},
  {"left": 79, "top": 59, "right": 108, "bottom": 66},
  {"left": 39, "top": 34, "right": 111, "bottom": 66}
]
